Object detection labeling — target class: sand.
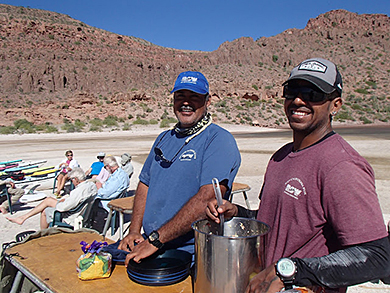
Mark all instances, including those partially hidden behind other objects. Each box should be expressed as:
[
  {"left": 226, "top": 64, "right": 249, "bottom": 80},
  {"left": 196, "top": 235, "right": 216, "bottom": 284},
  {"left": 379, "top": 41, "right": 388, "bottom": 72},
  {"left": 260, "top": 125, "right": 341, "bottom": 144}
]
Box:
[{"left": 1, "top": 123, "right": 389, "bottom": 292}]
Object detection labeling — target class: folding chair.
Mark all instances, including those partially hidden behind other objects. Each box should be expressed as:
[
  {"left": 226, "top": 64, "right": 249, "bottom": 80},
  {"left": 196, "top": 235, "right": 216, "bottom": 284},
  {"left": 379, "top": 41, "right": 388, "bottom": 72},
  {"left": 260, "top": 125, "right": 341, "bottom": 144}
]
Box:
[
  {"left": 52, "top": 170, "right": 74, "bottom": 194},
  {"left": 93, "top": 189, "right": 128, "bottom": 236},
  {"left": 50, "top": 196, "right": 96, "bottom": 229},
  {"left": 0, "top": 184, "right": 14, "bottom": 214},
  {"left": 101, "top": 196, "right": 134, "bottom": 239}
]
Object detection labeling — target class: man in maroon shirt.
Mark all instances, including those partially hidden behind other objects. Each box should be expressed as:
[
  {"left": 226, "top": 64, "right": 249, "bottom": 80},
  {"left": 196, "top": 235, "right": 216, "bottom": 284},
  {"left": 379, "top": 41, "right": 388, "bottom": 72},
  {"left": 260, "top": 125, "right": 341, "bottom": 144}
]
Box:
[{"left": 207, "top": 58, "right": 390, "bottom": 293}]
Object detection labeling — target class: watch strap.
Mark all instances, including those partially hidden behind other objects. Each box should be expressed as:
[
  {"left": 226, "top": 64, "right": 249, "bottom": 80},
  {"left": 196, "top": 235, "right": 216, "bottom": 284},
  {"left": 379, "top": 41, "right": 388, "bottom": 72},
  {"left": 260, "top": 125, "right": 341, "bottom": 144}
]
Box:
[{"left": 148, "top": 230, "right": 164, "bottom": 249}]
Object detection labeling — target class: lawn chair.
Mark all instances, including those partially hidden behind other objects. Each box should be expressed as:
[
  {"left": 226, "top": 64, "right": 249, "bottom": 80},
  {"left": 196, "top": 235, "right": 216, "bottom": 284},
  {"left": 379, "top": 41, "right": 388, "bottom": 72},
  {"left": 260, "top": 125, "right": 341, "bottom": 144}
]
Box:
[
  {"left": 52, "top": 170, "right": 74, "bottom": 195},
  {"left": 90, "top": 189, "right": 128, "bottom": 235},
  {"left": 0, "top": 184, "right": 13, "bottom": 214},
  {"left": 49, "top": 196, "right": 96, "bottom": 229}
]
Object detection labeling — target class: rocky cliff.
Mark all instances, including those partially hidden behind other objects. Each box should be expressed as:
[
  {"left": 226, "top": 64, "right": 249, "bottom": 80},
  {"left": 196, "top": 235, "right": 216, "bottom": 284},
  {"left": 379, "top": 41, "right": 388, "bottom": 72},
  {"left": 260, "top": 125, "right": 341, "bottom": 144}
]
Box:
[{"left": 0, "top": 5, "right": 389, "bottom": 132}]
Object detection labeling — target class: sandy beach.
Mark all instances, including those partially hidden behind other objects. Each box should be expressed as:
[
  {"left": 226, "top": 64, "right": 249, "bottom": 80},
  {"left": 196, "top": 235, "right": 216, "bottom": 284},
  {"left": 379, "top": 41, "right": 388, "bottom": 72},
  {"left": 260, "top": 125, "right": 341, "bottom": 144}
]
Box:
[{"left": 1, "top": 123, "right": 390, "bottom": 292}]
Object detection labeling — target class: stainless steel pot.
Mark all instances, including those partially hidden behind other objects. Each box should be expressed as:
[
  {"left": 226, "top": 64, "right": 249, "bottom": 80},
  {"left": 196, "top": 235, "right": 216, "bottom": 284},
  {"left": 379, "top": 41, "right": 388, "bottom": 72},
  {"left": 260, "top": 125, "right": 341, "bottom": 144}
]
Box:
[{"left": 192, "top": 217, "right": 269, "bottom": 293}]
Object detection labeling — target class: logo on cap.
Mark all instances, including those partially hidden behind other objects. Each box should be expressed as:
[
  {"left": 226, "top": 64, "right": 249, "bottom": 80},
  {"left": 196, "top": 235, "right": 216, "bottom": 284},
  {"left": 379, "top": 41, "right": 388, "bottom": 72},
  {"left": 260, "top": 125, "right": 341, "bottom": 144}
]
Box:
[
  {"left": 181, "top": 76, "right": 198, "bottom": 85},
  {"left": 298, "top": 60, "right": 327, "bottom": 73}
]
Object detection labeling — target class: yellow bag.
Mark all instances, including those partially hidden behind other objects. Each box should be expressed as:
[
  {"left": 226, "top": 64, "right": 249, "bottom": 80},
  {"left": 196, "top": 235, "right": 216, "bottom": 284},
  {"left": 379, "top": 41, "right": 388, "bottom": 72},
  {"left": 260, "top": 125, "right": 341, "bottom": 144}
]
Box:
[
  {"left": 76, "top": 240, "right": 112, "bottom": 280},
  {"left": 77, "top": 251, "right": 112, "bottom": 280}
]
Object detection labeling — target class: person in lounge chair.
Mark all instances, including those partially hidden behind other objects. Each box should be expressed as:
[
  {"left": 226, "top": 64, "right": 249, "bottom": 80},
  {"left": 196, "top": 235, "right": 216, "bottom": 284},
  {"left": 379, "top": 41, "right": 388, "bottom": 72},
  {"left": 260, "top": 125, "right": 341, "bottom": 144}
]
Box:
[
  {"left": 95, "top": 156, "right": 130, "bottom": 211},
  {"left": 85, "top": 152, "right": 105, "bottom": 179},
  {"left": 7, "top": 168, "right": 97, "bottom": 229},
  {"left": 0, "top": 179, "right": 24, "bottom": 214},
  {"left": 54, "top": 150, "right": 80, "bottom": 197}
]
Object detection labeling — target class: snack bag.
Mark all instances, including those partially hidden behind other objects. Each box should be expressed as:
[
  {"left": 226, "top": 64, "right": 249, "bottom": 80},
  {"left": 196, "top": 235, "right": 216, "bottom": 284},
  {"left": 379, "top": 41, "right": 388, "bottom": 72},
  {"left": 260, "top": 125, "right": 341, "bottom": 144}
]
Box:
[{"left": 76, "top": 240, "right": 112, "bottom": 280}]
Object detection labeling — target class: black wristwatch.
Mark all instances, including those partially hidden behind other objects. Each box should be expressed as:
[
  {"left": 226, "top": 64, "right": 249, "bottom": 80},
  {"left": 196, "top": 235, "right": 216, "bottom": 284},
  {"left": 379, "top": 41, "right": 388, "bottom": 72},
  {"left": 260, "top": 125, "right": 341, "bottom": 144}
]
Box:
[
  {"left": 148, "top": 230, "right": 164, "bottom": 249},
  {"left": 275, "top": 258, "right": 297, "bottom": 290}
]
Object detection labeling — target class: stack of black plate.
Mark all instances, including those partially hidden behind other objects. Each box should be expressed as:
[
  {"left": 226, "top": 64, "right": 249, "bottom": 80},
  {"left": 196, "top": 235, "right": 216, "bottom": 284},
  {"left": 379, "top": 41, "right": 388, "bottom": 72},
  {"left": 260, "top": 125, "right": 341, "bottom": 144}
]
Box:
[{"left": 127, "top": 249, "right": 192, "bottom": 286}]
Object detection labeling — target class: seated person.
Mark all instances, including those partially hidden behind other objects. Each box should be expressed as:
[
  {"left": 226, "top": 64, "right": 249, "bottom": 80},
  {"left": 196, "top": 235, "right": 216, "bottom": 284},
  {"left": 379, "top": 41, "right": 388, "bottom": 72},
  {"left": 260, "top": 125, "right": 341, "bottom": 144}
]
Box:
[
  {"left": 120, "top": 153, "right": 134, "bottom": 178},
  {"left": 7, "top": 168, "right": 97, "bottom": 229},
  {"left": 94, "top": 163, "right": 110, "bottom": 189},
  {"left": 0, "top": 179, "right": 24, "bottom": 214},
  {"left": 54, "top": 150, "right": 80, "bottom": 197},
  {"left": 96, "top": 156, "right": 130, "bottom": 211},
  {"left": 85, "top": 152, "right": 105, "bottom": 179}
]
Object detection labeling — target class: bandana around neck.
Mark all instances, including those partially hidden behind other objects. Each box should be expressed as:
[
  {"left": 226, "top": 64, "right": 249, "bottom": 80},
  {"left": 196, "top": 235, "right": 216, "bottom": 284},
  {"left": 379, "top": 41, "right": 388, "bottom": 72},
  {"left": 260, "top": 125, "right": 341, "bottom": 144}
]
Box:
[{"left": 174, "top": 113, "right": 212, "bottom": 136}]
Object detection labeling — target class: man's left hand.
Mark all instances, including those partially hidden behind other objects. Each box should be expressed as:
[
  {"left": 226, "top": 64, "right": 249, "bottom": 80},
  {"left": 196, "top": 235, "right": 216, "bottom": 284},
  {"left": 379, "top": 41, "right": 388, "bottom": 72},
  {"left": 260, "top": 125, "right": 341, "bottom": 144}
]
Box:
[
  {"left": 124, "top": 239, "right": 158, "bottom": 266},
  {"left": 245, "top": 263, "right": 284, "bottom": 293}
]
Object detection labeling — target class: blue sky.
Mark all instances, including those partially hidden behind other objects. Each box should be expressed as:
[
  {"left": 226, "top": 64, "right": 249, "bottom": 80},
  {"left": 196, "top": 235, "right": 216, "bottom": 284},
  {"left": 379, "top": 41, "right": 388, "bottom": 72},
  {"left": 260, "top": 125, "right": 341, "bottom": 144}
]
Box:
[{"left": 2, "top": 0, "right": 390, "bottom": 51}]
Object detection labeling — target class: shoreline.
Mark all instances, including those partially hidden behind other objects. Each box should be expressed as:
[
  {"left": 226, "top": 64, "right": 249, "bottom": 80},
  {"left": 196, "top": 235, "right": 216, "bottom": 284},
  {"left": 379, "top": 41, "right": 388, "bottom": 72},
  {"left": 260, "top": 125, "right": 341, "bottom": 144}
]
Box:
[{"left": 1, "top": 122, "right": 390, "bottom": 141}]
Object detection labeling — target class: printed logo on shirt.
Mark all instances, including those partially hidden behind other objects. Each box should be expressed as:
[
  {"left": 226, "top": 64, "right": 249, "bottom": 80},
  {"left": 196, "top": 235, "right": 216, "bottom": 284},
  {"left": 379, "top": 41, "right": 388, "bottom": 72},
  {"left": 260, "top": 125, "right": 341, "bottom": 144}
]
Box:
[
  {"left": 284, "top": 177, "right": 306, "bottom": 199},
  {"left": 180, "top": 149, "right": 196, "bottom": 161}
]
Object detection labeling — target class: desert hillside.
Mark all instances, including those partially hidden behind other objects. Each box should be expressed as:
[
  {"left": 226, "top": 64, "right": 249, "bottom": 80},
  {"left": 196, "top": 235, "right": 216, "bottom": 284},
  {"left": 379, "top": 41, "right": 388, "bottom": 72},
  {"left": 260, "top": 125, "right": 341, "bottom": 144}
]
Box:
[{"left": 0, "top": 4, "right": 389, "bottom": 133}]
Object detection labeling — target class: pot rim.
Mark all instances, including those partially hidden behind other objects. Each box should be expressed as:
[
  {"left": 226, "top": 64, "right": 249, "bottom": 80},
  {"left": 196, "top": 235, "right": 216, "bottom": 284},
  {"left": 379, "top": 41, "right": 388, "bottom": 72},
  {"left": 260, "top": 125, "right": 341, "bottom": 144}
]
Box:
[{"left": 191, "top": 217, "right": 270, "bottom": 239}]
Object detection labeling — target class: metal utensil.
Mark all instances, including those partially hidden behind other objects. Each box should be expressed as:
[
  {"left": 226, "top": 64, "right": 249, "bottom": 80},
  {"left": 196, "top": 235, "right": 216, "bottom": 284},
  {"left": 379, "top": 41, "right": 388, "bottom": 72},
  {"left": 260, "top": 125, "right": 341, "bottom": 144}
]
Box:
[{"left": 212, "top": 178, "right": 224, "bottom": 235}]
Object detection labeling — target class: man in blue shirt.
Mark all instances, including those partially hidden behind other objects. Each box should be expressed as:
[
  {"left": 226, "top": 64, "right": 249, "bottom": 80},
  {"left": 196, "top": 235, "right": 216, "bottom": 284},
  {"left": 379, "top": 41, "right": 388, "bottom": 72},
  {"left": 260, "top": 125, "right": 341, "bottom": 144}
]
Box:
[
  {"left": 96, "top": 155, "right": 129, "bottom": 211},
  {"left": 85, "top": 152, "right": 105, "bottom": 179},
  {"left": 119, "top": 71, "right": 241, "bottom": 263}
]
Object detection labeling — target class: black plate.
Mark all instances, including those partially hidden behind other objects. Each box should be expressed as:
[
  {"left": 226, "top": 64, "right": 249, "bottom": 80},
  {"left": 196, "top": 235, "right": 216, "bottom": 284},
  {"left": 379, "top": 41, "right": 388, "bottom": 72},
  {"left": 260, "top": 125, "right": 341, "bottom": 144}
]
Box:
[
  {"left": 127, "top": 249, "right": 192, "bottom": 286},
  {"left": 127, "top": 269, "right": 189, "bottom": 286}
]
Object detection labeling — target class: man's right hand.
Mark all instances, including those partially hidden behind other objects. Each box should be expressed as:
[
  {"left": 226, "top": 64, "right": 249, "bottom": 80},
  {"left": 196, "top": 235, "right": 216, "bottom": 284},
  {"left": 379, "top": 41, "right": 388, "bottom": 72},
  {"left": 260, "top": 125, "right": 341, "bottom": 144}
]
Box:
[
  {"left": 206, "top": 198, "right": 238, "bottom": 223},
  {"left": 118, "top": 231, "right": 144, "bottom": 252}
]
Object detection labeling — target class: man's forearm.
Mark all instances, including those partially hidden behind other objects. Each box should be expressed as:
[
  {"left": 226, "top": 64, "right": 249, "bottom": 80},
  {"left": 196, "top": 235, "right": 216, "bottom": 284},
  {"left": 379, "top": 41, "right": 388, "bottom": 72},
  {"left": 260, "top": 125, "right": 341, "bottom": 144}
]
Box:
[
  {"left": 236, "top": 204, "right": 258, "bottom": 218},
  {"left": 293, "top": 236, "right": 390, "bottom": 288},
  {"left": 158, "top": 184, "right": 225, "bottom": 243}
]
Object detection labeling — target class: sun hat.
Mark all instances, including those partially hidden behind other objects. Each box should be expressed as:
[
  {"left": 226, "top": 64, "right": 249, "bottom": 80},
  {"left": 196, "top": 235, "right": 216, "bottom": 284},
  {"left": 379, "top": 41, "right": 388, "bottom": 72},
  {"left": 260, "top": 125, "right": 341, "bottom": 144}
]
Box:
[
  {"left": 171, "top": 71, "right": 209, "bottom": 95},
  {"left": 121, "top": 153, "right": 132, "bottom": 165},
  {"left": 282, "top": 58, "right": 343, "bottom": 95},
  {"left": 97, "top": 152, "right": 105, "bottom": 157}
]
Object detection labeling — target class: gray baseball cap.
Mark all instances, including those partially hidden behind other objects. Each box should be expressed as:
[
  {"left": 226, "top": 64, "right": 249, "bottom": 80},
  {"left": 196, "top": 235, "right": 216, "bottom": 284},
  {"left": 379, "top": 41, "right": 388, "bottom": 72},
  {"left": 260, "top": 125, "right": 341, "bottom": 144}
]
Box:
[{"left": 283, "top": 58, "right": 343, "bottom": 95}]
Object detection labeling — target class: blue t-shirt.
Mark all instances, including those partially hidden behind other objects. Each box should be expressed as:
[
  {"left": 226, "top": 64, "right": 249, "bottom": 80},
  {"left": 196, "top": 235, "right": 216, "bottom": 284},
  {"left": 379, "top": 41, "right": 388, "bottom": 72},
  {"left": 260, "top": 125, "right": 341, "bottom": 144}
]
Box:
[
  {"left": 90, "top": 161, "right": 104, "bottom": 176},
  {"left": 139, "top": 123, "right": 241, "bottom": 252}
]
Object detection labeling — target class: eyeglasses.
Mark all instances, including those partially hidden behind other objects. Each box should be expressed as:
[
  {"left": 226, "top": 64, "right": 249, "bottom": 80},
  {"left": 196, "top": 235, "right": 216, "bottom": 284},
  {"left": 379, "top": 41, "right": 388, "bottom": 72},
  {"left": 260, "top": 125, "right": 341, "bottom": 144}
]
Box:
[
  {"left": 282, "top": 86, "right": 331, "bottom": 102},
  {"left": 67, "top": 154, "right": 73, "bottom": 157},
  {"left": 154, "top": 132, "right": 187, "bottom": 164}
]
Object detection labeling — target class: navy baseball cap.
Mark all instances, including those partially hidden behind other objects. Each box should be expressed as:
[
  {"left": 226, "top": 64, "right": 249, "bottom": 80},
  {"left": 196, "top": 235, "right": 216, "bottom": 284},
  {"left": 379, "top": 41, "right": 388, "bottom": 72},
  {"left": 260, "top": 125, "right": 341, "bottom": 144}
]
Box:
[
  {"left": 283, "top": 58, "right": 343, "bottom": 95},
  {"left": 171, "top": 71, "right": 209, "bottom": 95}
]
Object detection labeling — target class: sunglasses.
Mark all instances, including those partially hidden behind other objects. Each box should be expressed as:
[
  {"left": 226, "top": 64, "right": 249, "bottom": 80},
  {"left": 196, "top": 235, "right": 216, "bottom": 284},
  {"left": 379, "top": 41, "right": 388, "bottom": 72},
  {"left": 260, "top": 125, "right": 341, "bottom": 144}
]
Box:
[
  {"left": 153, "top": 132, "right": 187, "bottom": 164},
  {"left": 67, "top": 154, "right": 73, "bottom": 157},
  {"left": 282, "top": 86, "right": 331, "bottom": 102},
  {"left": 154, "top": 145, "right": 185, "bottom": 164}
]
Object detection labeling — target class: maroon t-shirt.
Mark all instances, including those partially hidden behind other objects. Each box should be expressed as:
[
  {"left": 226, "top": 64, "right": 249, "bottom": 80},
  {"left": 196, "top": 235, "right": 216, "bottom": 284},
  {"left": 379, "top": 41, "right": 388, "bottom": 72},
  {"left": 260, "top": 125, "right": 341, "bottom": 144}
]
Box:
[{"left": 257, "top": 133, "right": 387, "bottom": 266}]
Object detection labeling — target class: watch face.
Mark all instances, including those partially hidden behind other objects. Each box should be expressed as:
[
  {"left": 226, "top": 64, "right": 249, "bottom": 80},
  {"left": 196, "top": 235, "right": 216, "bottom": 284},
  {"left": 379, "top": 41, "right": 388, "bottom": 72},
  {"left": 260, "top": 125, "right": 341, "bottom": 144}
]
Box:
[
  {"left": 276, "top": 259, "right": 295, "bottom": 278},
  {"left": 149, "top": 232, "right": 157, "bottom": 241}
]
